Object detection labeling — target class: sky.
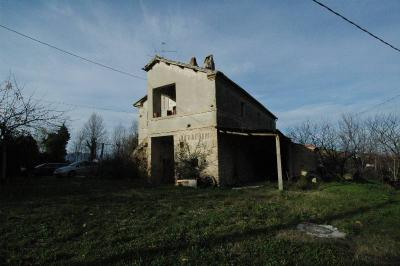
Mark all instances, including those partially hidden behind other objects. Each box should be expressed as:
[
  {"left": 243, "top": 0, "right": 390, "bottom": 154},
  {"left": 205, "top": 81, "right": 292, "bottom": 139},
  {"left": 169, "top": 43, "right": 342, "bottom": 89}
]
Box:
[{"left": 0, "top": 0, "right": 399, "bottom": 147}]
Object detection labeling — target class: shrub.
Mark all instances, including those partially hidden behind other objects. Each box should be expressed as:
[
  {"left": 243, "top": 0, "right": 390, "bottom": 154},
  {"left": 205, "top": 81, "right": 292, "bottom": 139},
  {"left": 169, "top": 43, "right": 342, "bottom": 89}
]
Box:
[
  {"left": 175, "top": 139, "right": 212, "bottom": 184},
  {"left": 296, "top": 175, "right": 311, "bottom": 190}
]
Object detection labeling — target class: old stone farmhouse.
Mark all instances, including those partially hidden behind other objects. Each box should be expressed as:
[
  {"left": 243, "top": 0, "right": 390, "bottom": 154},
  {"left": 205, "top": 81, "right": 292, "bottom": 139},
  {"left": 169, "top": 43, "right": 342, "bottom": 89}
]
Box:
[{"left": 133, "top": 55, "right": 314, "bottom": 188}]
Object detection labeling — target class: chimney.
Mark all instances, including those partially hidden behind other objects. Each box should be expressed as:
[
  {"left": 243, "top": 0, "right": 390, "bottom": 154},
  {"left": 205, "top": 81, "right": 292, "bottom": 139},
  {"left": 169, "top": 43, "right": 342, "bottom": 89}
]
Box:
[
  {"left": 189, "top": 57, "right": 198, "bottom": 66},
  {"left": 204, "top": 55, "right": 215, "bottom": 70}
]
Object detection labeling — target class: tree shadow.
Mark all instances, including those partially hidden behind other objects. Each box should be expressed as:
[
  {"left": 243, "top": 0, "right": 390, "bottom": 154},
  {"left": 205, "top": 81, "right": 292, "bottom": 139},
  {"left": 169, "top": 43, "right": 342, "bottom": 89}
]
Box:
[
  {"left": 0, "top": 177, "right": 144, "bottom": 203},
  {"left": 74, "top": 199, "right": 399, "bottom": 265}
]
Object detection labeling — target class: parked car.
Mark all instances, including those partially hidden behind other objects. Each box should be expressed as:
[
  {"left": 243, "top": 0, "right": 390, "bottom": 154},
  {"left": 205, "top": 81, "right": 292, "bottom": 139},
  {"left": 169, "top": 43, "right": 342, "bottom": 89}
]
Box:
[
  {"left": 54, "top": 161, "right": 98, "bottom": 177},
  {"left": 33, "top": 163, "right": 69, "bottom": 176}
]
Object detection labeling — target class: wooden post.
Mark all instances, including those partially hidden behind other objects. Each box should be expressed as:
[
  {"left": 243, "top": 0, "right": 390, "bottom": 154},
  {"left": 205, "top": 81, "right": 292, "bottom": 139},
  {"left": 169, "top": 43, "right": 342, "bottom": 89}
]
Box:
[{"left": 275, "top": 134, "right": 283, "bottom": 191}]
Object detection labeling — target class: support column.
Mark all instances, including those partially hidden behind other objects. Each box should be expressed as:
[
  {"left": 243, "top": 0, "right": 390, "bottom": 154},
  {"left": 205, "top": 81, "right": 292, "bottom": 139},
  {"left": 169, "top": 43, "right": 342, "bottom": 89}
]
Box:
[{"left": 275, "top": 134, "right": 283, "bottom": 191}]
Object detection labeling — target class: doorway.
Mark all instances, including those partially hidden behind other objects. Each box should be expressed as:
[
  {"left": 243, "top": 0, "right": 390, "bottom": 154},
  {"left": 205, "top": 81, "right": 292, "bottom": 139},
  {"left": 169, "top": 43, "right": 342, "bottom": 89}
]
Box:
[{"left": 151, "top": 136, "right": 175, "bottom": 184}]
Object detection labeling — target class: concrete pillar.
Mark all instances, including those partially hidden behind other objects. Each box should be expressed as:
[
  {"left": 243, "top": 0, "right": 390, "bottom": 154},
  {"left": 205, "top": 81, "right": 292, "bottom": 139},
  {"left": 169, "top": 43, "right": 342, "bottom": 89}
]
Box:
[{"left": 275, "top": 134, "right": 283, "bottom": 191}]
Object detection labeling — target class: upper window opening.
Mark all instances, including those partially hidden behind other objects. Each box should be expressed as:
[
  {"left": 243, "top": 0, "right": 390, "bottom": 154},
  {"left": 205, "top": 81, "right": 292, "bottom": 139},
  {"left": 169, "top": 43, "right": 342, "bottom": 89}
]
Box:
[{"left": 153, "top": 84, "right": 176, "bottom": 118}]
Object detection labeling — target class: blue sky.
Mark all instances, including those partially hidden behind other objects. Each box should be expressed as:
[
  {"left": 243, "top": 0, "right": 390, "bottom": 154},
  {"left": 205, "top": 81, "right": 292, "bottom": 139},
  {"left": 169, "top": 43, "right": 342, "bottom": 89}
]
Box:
[{"left": 1, "top": 0, "right": 399, "bottom": 144}]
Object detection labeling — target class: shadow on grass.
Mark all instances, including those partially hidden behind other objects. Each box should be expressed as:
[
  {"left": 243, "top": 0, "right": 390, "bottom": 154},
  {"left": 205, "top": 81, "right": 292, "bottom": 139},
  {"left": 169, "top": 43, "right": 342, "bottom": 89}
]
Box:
[
  {"left": 75, "top": 199, "right": 399, "bottom": 265},
  {"left": 0, "top": 177, "right": 145, "bottom": 203}
]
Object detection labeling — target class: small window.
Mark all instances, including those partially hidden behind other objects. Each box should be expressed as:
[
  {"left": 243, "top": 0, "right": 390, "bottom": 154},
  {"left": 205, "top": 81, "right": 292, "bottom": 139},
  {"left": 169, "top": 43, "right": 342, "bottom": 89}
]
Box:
[{"left": 240, "top": 102, "right": 245, "bottom": 117}]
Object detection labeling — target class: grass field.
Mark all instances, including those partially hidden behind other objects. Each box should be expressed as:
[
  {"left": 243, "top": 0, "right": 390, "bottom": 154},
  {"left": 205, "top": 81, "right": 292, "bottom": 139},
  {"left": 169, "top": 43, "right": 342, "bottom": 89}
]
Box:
[{"left": 1, "top": 177, "right": 399, "bottom": 265}]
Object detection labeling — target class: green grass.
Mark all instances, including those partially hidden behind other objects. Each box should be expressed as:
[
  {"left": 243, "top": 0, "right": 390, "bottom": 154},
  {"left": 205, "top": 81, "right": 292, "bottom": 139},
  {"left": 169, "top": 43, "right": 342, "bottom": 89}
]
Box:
[{"left": 1, "top": 178, "right": 399, "bottom": 265}]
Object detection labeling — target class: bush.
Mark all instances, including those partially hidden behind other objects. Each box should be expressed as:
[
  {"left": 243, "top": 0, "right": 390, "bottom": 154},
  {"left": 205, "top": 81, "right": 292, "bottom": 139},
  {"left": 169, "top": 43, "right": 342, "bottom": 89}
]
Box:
[
  {"left": 175, "top": 140, "right": 209, "bottom": 181},
  {"left": 295, "top": 172, "right": 319, "bottom": 190},
  {"left": 296, "top": 175, "right": 311, "bottom": 190}
]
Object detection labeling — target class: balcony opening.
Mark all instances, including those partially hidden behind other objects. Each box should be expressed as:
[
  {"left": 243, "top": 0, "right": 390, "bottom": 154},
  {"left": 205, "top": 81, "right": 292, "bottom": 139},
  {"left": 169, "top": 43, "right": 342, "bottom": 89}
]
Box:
[{"left": 153, "top": 84, "right": 176, "bottom": 118}]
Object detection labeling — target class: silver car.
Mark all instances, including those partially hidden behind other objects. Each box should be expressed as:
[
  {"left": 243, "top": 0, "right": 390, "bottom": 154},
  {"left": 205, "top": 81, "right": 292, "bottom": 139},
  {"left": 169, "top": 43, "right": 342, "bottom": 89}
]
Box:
[{"left": 54, "top": 161, "right": 98, "bottom": 177}]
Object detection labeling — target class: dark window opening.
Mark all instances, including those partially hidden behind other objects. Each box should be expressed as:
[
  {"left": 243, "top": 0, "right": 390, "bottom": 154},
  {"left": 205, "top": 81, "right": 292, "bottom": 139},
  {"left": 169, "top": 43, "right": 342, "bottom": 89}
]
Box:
[
  {"left": 240, "top": 102, "right": 245, "bottom": 117},
  {"left": 153, "top": 84, "right": 176, "bottom": 118}
]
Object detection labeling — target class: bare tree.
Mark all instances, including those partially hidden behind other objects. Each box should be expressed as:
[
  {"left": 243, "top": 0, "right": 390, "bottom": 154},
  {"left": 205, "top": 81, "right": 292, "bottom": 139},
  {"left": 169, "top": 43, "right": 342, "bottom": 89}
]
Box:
[
  {"left": 337, "top": 114, "right": 369, "bottom": 179},
  {"left": 288, "top": 119, "right": 351, "bottom": 179},
  {"left": 287, "top": 120, "right": 316, "bottom": 145},
  {"left": 112, "top": 124, "right": 126, "bottom": 158},
  {"left": 71, "top": 128, "right": 85, "bottom": 161},
  {"left": 126, "top": 120, "right": 138, "bottom": 155},
  {"left": 111, "top": 121, "right": 138, "bottom": 159},
  {"left": 0, "top": 76, "right": 63, "bottom": 182},
  {"left": 368, "top": 114, "right": 400, "bottom": 181},
  {"left": 82, "top": 113, "right": 107, "bottom": 161}
]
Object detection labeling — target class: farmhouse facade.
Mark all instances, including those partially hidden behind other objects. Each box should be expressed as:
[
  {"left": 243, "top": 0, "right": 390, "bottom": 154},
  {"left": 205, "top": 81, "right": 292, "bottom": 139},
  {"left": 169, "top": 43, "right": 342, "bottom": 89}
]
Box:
[{"left": 134, "top": 55, "right": 311, "bottom": 188}]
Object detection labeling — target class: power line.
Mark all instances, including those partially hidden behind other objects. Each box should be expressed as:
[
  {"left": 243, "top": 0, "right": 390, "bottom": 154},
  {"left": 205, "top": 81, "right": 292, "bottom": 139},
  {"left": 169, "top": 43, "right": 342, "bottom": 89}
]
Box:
[
  {"left": 356, "top": 93, "right": 400, "bottom": 115},
  {"left": 35, "top": 97, "right": 135, "bottom": 114},
  {"left": 0, "top": 24, "right": 147, "bottom": 80},
  {"left": 311, "top": 0, "right": 400, "bottom": 54}
]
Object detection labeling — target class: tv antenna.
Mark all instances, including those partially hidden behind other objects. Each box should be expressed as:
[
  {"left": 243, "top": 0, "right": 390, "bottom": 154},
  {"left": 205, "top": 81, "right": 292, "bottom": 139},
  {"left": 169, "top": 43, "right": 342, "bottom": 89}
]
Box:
[
  {"left": 146, "top": 42, "right": 177, "bottom": 58},
  {"left": 156, "top": 42, "right": 177, "bottom": 57}
]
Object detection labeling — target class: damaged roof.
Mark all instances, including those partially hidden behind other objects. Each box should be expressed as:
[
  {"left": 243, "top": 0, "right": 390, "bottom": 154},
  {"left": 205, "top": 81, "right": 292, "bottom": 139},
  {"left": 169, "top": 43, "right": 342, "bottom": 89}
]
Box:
[
  {"left": 143, "top": 55, "right": 215, "bottom": 74},
  {"left": 133, "top": 95, "right": 147, "bottom": 107}
]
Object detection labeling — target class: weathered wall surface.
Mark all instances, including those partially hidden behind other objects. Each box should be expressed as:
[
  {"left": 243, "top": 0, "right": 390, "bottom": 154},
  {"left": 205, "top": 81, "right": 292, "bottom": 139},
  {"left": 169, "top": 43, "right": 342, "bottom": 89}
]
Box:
[
  {"left": 174, "top": 127, "right": 219, "bottom": 182},
  {"left": 142, "top": 63, "right": 219, "bottom": 183},
  {"left": 145, "top": 127, "right": 219, "bottom": 184},
  {"left": 138, "top": 99, "right": 148, "bottom": 143},
  {"left": 147, "top": 62, "right": 217, "bottom": 135},
  {"left": 216, "top": 76, "right": 276, "bottom": 131}
]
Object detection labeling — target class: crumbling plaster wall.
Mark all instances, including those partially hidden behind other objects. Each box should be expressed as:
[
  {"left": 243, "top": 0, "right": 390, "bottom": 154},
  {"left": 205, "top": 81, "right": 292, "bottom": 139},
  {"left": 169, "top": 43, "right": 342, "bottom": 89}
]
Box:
[
  {"left": 174, "top": 127, "right": 219, "bottom": 181},
  {"left": 138, "top": 99, "right": 148, "bottom": 143},
  {"left": 147, "top": 62, "right": 217, "bottom": 133}
]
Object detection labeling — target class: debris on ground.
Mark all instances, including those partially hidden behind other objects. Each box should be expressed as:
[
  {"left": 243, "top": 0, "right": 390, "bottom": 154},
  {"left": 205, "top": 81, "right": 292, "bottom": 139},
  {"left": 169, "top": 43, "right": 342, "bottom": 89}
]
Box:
[{"left": 297, "top": 223, "right": 346, "bottom": 238}]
